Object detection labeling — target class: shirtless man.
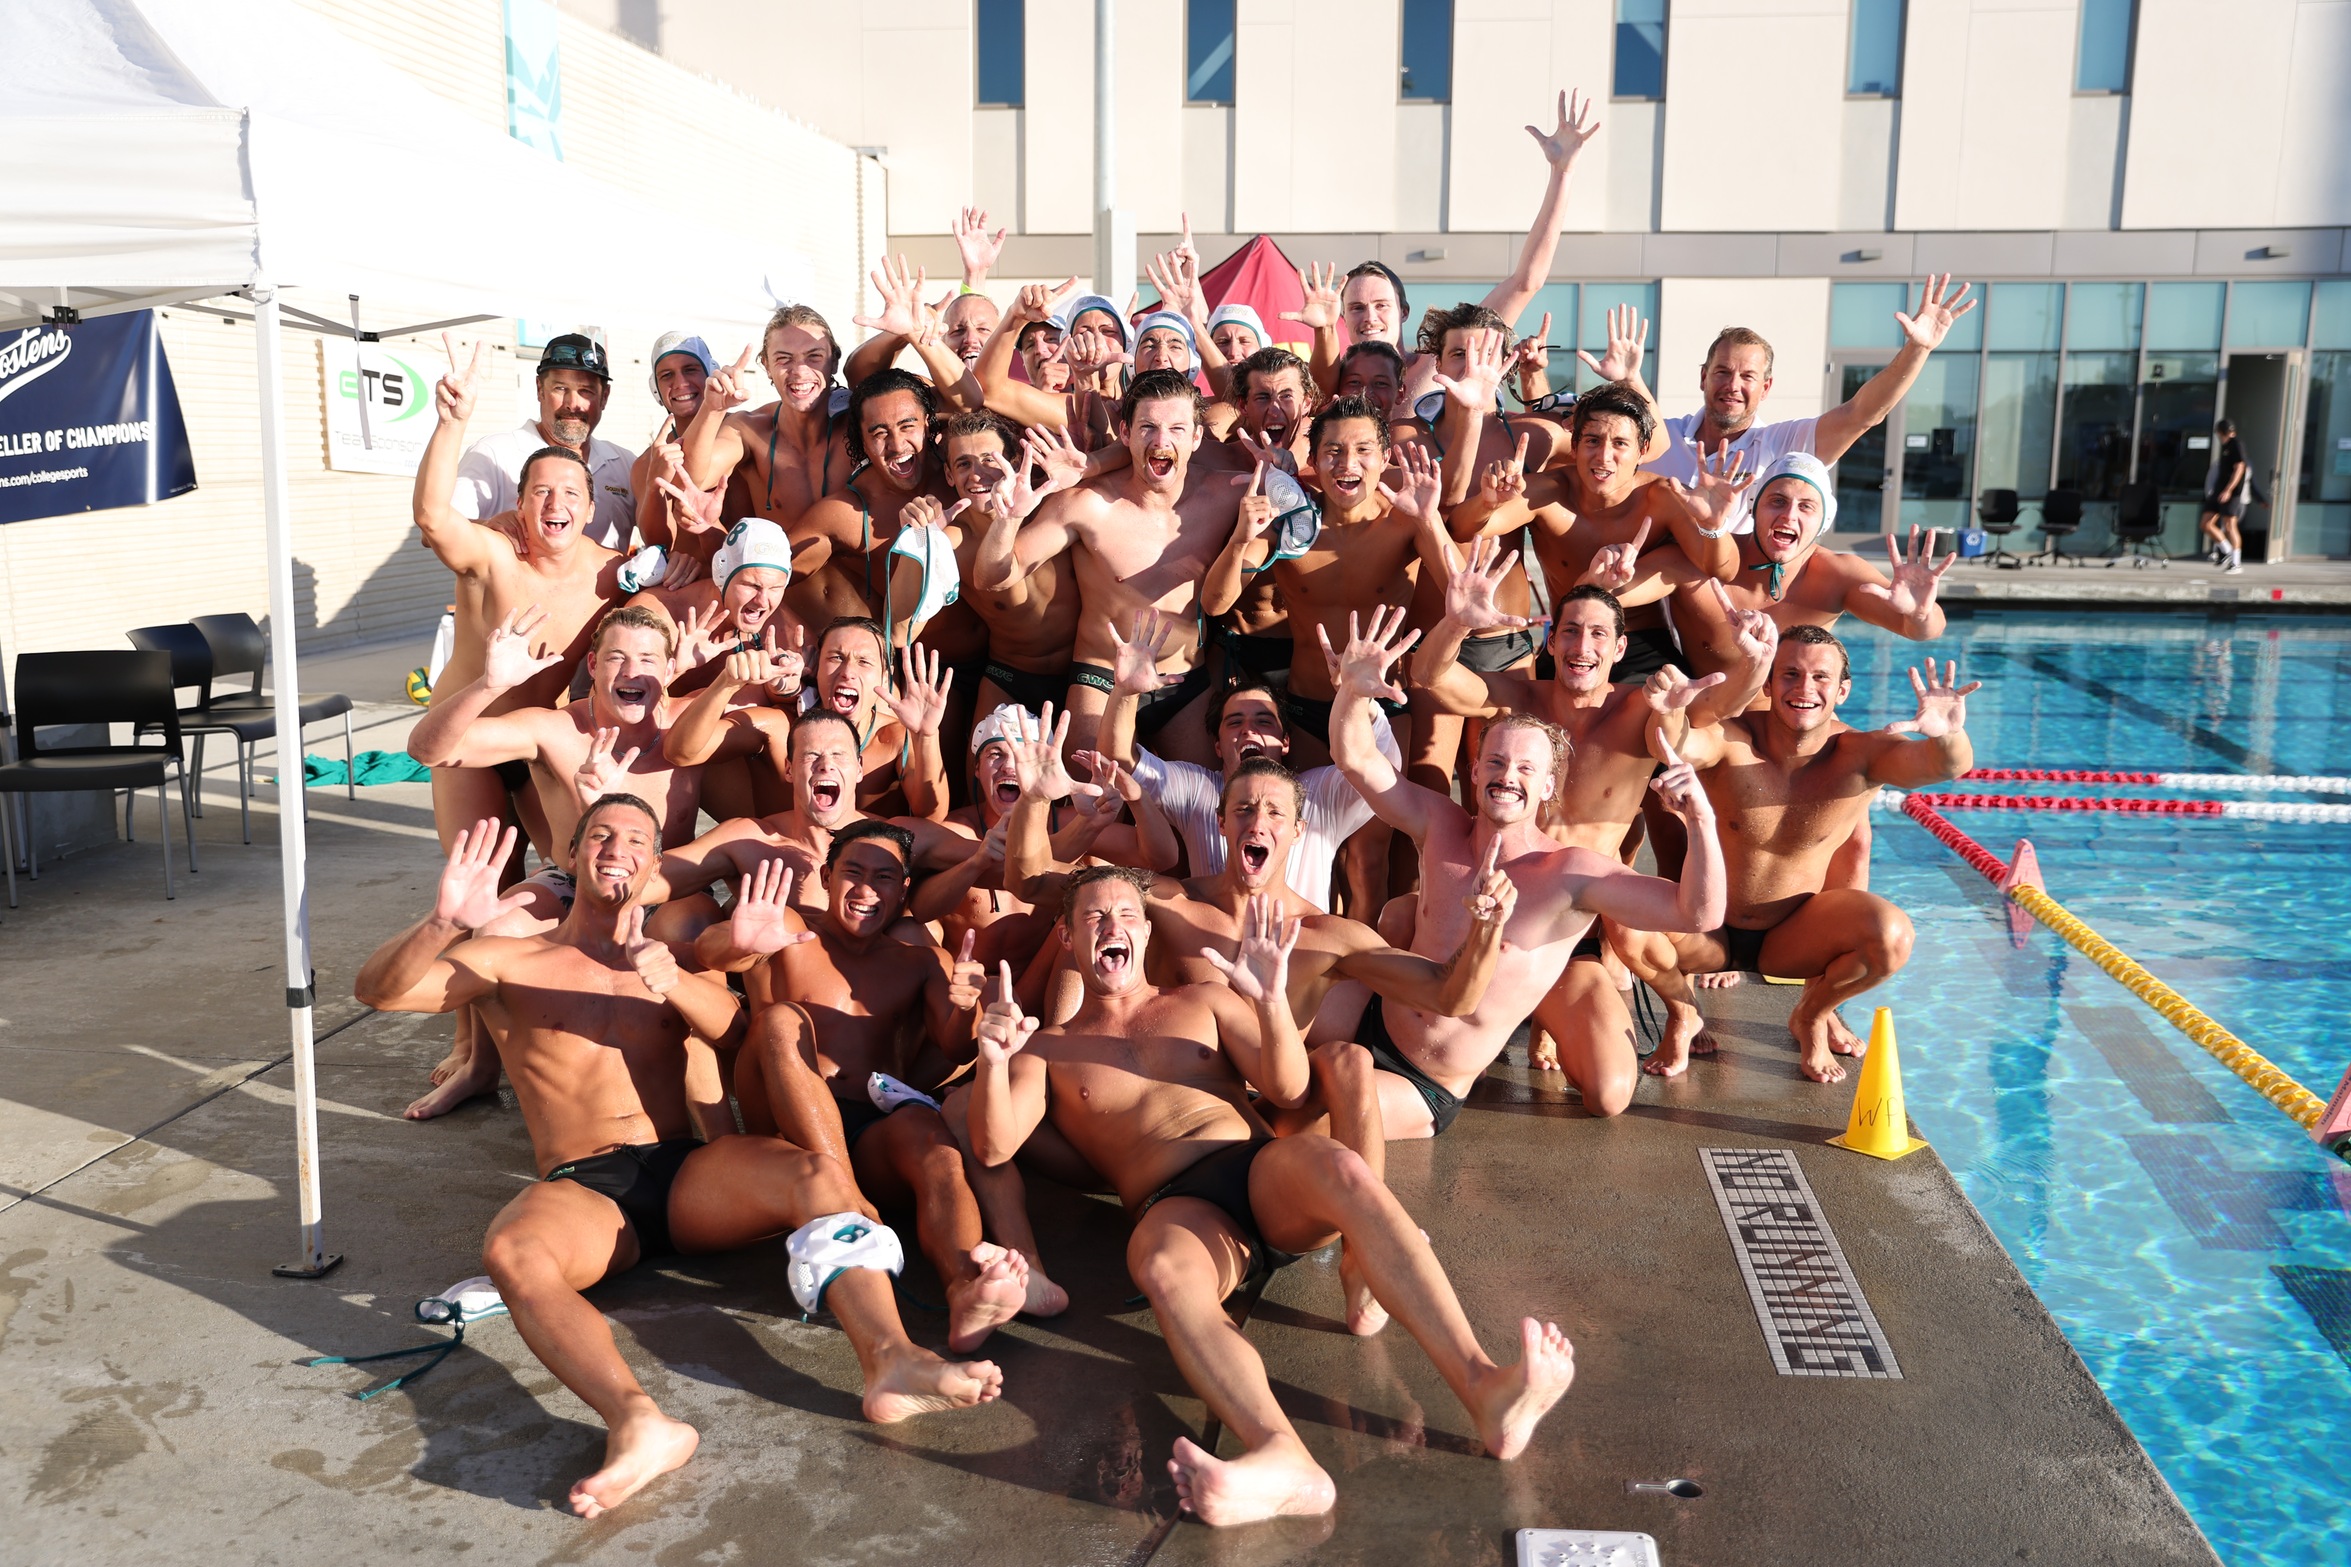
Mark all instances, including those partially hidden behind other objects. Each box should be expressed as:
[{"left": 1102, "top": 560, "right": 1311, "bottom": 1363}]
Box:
[
  {"left": 1327, "top": 608, "right": 1727, "bottom": 1125},
  {"left": 843, "top": 208, "right": 1005, "bottom": 385},
  {"left": 968, "top": 869, "right": 1576, "bottom": 1525},
  {"left": 695, "top": 822, "right": 1052, "bottom": 1349},
  {"left": 979, "top": 369, "right": 1248, "bottom": 764},
  {"left": 938, "top": 411, "right": 1088, "bottom": 719},
  {"left": 354, "top": 800, "right": 1001, "bottom": 1518},
  {"left": 789, "top": 370, "right": 967, "bottom": 654},
  {"left": 974, "top": 280, "right": 1121, "bottom": 447},
  {"left": 1413, "top": 545, "right": 1775, "bottom": 1097},
  {"left": 629, "top": 334, "right": 719, "bottom": 562},
  {"left": 1199, "top": 346, "right": 1318, "bottom": 688},
  {"left": 680, "top": 304, "right": 856, "bottom": 529},
  {"left": 1618, "top": 628, "right": 1977, "bottom": 1081}
]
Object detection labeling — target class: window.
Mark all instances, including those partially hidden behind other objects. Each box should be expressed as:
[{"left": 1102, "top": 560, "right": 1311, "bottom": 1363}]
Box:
[
  {"left": 1986, "top": 282, "right": 2063, "bottom": 353},
  {"left": 1399, "top": 0, "right": 1453, "bottom": 103},
  {"left": 2229, "top": 282, "right": 2312, "bottom": 349},
  {"left": 976, "top": 0, "right": 1024, "bottom": 108},
  {"left": 2067, "top": 282, "right": 2143, "bottom": 352},
  {"left": 2076, "top": 0, "right": 2135, "bottom": 93},
  {"left": 1614, "top": 0, "right": 1667, "bottom": 101},
  {"left": 2145, "top": 282, "right": 2223, "bottom": 352},
  {"left": 1186, "top": 0, "right": 1234, "bottom": 105},
  {"left": 1830, "top": 283, "right": 1910, "bottom": 350},
  {"left": 1847, "top": 0, "right": 1904, "bottom": 97}
]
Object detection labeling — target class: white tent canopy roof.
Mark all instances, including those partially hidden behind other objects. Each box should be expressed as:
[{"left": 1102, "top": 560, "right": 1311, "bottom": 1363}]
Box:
[{"left": 0, "top": 0, "right": 802, "bottom": 336}]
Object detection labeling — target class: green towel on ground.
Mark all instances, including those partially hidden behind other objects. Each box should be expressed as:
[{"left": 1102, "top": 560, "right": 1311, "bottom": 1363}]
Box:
[{"left": 287, "top": 751, "right": 433, "bottom": 786}]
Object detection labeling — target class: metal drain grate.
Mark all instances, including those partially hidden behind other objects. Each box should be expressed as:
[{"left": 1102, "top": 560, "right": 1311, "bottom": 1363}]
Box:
[{"left": 1700, "top": 1147, "right": 1903, "bottom": 1378}]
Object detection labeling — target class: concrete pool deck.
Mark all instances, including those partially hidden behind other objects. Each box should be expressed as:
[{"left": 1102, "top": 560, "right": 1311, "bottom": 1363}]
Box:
[{"left": 0, "top": 697, "right": 2220, "bottom": 1565}]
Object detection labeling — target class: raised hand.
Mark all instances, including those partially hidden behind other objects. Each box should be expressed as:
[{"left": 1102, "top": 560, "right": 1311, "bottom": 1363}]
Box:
[
  {"left": 852, "top": 253, "right": 928, "bottom": 340},
  {"left": 1144, "top": 249, "right": 1201, "bottom": 322},
  {"left": 1882, "top": 525, "right": 1955, "bottom": 618},
  {"left": 975, "top": 960, "right": 1039, "bottom": 1064},
  {"left": 482, "top": 604, "right": 565, "bottom": 692},
  {"left": 1525, "top": 87, "right": 1599, "bottom": 169},
  {"left": 1641, "top": 665, "right": 1728, "bottom": 716},
  {"left": 1108, "top": 607, "right": 1180, "bottom": 695},
  {"left": 768, "top": 621, "right": 807, "bottom": 695},
  {"left": 1232, "top": 425, "right": 1299, "bottom": 476},
  {"left": 1063, "top": 323, "right": 1132, "bottom": 376},
  {"left": 1282, "top": 263, "right": 1343, "bottom": 332},
  {"left": 1012, "top": 276, "right": 1081, "bottom": 326},
  {"left": 1479, "top": 431, "right": 1531, "bottom": 509},
  {"left": 1447, "top": 535, "right": 1532, "bottom": 631},
  {"left": 718, "top": 628, "right": 784, "bottom": 695},
  {"left": 702, "top": 343, "right": 759, "bottom": 415},
  {"left": 1895, "top": 273, "right": 1978, "bottom": 352},
  {"left": 1648, "top": 736, "right": 1712, "bottom": 822},
  {"left": 1907, "top": 660, "right": 1980, "bottom": 738},
  {"left": 1065, "top": 752, "right": 1132, "bottom": 825},
  {"left": 887, "top": 642, "right": 954, "bottom": 737},
  {"left": 654, "top": 474, "right": 726, "bottom": 539},
  {"left": 1576, "top": 302, "right": 1650, "bottom": 384},
  {"left": 951, "top": 205, "right": 1008, "bottom": 285},
  {"left": 1008, "top": 703, "right": 1080, "bottom": 802},
  {"left": 1579, "top": 518, "right": 1652, "bottom": 592},
  {"left": 576, "top": 726, "right": 642, "bottom": 803},
  {"left": 1432, "top": 328, "right": 1509, "bottom": 413},
  {"left": 1378, "top": 441, "right": 1445, "bottom": 527},
  {"left": 434, "top": 818, "right": 530, "bottom": 929},
  {"left": 1669, "top": 443, "right": 1755, "bottom": 535},
  {"left": 621, "top": 905, "right": 681, "bottom": 998},
  {"left": 946, "top": 929, "right": 986, "bottom": 1011},
  {"left": 1316, "top": 606, "right": 1421, "bottom": 706},
  {"left": 1234, "top": 460, "right": 1275, "bottom": 539},
  {"left": 435, "top": 333, "right": 485, "bottom": 424},
  {"left": 728, "top": 859, "right": 812, "bottom": 957},
  {"left": 1018, "top": 422, "right": 1090, "bottom": 501},
  {"left": 674, "top": 599, "right": 731, "bottom": 674},
  {"left": 1462, "top": 835, "right": 1519, "bottom": 927},
  {"left": 1199, "top": 894, "right": 1302, "bottom": 1003},
  {"left": 1708, "top": 579, "right": 1779, "bottom": 666},
  {"left": 1510, "top": 315, "right": 1554, "bottom": 384}
]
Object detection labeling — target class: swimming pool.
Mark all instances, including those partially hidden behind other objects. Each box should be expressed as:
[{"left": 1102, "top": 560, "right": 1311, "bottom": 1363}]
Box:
[{"left": 1842, "top": 608, "right": 2351, "bottom": 1567}]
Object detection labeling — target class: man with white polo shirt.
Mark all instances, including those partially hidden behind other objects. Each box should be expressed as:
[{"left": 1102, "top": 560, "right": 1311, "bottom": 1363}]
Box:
[{"left": 456, "top": 332, "right": 640, "bottom": 551}]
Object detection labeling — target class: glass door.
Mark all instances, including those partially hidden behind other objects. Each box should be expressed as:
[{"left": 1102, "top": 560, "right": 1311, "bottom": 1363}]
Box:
[{"left": 1827, "top": 357, "right": 1894, "bottom": 535}]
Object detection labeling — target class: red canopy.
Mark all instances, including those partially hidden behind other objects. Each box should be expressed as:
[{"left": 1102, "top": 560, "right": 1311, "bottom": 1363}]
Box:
[{"left": 1197, "top": 235, "right": 1312, "bottom": 353}]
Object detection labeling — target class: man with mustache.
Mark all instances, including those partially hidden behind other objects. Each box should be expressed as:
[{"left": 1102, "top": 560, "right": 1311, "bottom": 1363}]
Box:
[
  {"left": 355, "top": 800, "right": 1002, "bottom": 1522},
  {"left": 452, "top": 331, "right": 640, "bottom": 551},
  {"left": 679, "top": 303, "right": 858, "bottom": 528}
]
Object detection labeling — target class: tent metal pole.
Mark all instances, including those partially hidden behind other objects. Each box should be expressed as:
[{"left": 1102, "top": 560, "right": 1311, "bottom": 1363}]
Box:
[{"left": 254, "top": 279, "right": 340, "bottom": 1281}]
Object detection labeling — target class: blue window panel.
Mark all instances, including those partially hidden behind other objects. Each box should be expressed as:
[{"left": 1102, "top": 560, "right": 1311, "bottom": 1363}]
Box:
[
  {"left": 976, "top": 0, "right": 1024, "bottom": 107},
  {"left": 1186, "top": 0, "right": 1234, "bottom": 104},
  {"left": 1614, "top": 0, "right": 1667, "bottom": 100},
  {"left": 1400, "top": 0, "right": 1453, "bottom": 102},
  {"left": 1987, "top": 282, "right": 2064, "bottom": 352},
  {"left": 2227, "top": 282, "right": 2312, "bottom": 349},
  {"left": 1848, "top": 0, "right": 1904, "bottom": 96},
  {"left": 1517, "top": 283, "right": 1577, "bottom": 348},
  {"left": 2146, "top": 282, "right": 2224, "bottom": 352},
  {"left": 2313, "top": 282, "right": 2351, "bottom": 351},
  {"left": 1831, "top": 283, "right": 1910, "bottom": 351},
  {"left": 2076, "top": 0, "right": 2135, "bottom": 93},
  {"left": 2067, "top": 282, "right": 2143, "bottom": 352}
]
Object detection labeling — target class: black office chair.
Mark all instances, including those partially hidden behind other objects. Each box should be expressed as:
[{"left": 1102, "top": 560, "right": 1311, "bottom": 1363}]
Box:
[
  {"left": 185, "top": 614, "right": 355, "bottom": 834},
  {"left": 0, "top": 651, "right": 197, "bottom": 905},
  {"left": 2029, "top": 490, "right": 2087, "bottom": 567},
  {"left": 1976, "top": 489, "right": 2024, "bottom": 569},
  {"left": 2109, "top": 479, "right": 2166, "bottom": 569}
]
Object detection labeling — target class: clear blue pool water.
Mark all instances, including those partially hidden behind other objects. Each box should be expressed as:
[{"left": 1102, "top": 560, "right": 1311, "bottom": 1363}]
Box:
[{"left": 1841, "top": 609, "right": 2351, "bottom": 1567}]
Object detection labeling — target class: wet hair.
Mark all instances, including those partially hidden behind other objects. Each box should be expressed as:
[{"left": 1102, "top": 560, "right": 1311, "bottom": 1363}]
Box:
[
  {"left": 1780, "top": 622, "right": 1851, "bottom": 682},
  {"left": 1339, "top": 339, "right": 1406, "bottom": 381},
  {"left": 847, "top": 368, "right": 939, "bottom": 455},
  {"left": 1485, "top": 712, "right": 1572, "bottom": 795},
  {"left": 1227, "top": 346, "right": 1312, "bottom": 409},
  {"left": 1417, "top": 303, "right": 1512, "bottom": 361},
  {"left": 818, "top": 615, "right": 888, "bottom": 664},
  {"left": 826, "top": 816, "right": 915, "bottom": 874},
  {"left": 592, "top": 603, "right": 678, "bottom": 658},
  {"left": 570, "top": 792, "right": 660, "bottom": 850},
  {"left": 788, "top": 706, "right": 861, "bottom": 756},
  {"left": 1343, "top": 260, "right": 1410, "bottom": 324},
  {"left": 764, "top": 302, "right": 842, "bottom": 375},
  {"left": 1704, "top": 325, "right": 1775, "bottom": 378},
  {"left": 941, "top": 407, "right": 1018, "bottom": 456},
  {"left": 1209, "top": 678, "right": 1292, "bottom": 746},
  {"left": 1555, "top": 584, "right": 1628, "bottom": 641},
  {"left": 1062, "top": 862, "right": 1156, "bottom": 923},
  {"left": 1120, "top": 367, "right": 1208, "bottom": 426},
  {"left": 1307, "top": 394, "right": 1392, "bottom": 455},
  {"left": 519, "top": 445, "right": 593, "bottom": 492},
  {"left": 1569, "top": 381, "right": 1657, "bottom": 452},
  {"left": 1221, "top": 756, "right": 1306, "bottom": 818}
]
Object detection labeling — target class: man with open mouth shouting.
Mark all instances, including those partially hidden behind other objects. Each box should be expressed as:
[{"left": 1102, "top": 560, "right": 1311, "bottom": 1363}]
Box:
[
  {"left": 1324, "top": 607, "right": 1728, "bottom": 1142},
  {"left": 1000, "top": 704, "right": 1513, "bottom": 1338},
  {"left": 356, "top": 801, "right": 1000, "bottom": 1523},
  {"left": 968, "top": 868, "right": 1575, "bottom": 1528}
]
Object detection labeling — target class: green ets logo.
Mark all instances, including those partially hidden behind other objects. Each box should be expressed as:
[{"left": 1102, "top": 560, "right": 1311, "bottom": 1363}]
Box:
[{"left": 336, "top": 355, "right": 431, "bottom": 425}]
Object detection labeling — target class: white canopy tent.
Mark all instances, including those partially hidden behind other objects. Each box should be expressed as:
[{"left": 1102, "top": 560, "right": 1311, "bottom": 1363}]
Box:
[{"left": 0, "top": 0, "right": 813, "bottom": 1276}]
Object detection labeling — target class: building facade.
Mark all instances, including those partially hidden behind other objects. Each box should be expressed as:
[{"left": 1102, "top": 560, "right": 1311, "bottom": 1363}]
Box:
[{"left": 567, "top": 0, "right": 2351, "bottom": 558}]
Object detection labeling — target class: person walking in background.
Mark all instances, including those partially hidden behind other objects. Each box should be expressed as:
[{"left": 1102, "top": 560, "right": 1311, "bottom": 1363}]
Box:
[{"left": 2199, "top": 418, "right": 2251, "bottom": 574}]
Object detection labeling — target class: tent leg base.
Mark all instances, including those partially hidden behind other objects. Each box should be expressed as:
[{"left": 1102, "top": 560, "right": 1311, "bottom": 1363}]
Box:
[{"left": 274, "top": 1254, "right": 345, "bottom": 1280}]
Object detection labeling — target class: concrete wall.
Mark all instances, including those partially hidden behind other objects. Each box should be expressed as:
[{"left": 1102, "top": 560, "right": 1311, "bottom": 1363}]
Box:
[
  {"left": 1659, "top": 0, "right": 1850, "bottom": 233},
  {"left": 1656, "top": 277, "right": 1831, "bottom": 423},
  {"left": 1892, "top": 0, "right": 2079, "bottom": 233}
]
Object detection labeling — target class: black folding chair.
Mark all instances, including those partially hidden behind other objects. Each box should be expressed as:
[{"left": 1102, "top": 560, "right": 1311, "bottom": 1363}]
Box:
[
  {"left": 0, "top": 650, "right": 197, "bottom": 905},
  {"left": 184, "top": 614, "right": 354, "bottom": 833}
]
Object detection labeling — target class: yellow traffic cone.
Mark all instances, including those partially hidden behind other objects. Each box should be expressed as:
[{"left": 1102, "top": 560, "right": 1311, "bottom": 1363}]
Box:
[{"left": 1827, "top": 1007, "right": 1927, "bottom": 1160}]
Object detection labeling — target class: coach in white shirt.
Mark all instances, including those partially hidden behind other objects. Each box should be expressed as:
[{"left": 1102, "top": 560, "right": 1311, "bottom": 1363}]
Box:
[
  {"left": 1643, "top": 274, "right": 1976, "bottom": 533},
  {"left": 452, "top": 332, "right": 639, "bottom": 550}
]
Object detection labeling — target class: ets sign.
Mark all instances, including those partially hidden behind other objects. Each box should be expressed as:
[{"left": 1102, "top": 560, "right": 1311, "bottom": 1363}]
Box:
[{"left": 321, "top": 340, "right": 438, "bottom": 475}]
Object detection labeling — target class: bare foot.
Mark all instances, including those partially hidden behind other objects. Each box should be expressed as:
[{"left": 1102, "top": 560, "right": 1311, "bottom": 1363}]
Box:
[
  {"left": 1468, "top": 1318, "right": 1577, "bottom": 1461},
  {"left": 1790, "top": 1006, "right": 1849, "bottom": 1084},
  {"left": 1528, "top": 1029, "right": 1561, "bottom": 1073},
  {"left": 1694, "top": 970, "right": 1745, "bottom": 991},
  {"left": 568, "top": 1407, "right": 698, "bottom": 1519},
  {"left": 1167, "top": 1433, "right": 1336, "bottom": 1526},
  {"left": 1642, "top": 1002, "right": 1717, "bottom": 1078},
  {"left": 428, "top": 1040, "right": 468, "bottom": 1087},
  {"left": 403, "top": 1074, "right": 495, "bottom": 1121},
  {"left": 1019, "top": 1254, "right": 1069, "bottom": 1318},
  {"left": 862, "top": 1345, "right": 1003, "bottom": 1423},
  {"left": 1822, "top": 1004, "right": 1866, "bottom": 1056},
  {"left": 946, "top": 1243, "right": 1029, "bottom": 1352},
  {"left": 1337, "top": 1242, "right": 1389, "bottom": 1337}
]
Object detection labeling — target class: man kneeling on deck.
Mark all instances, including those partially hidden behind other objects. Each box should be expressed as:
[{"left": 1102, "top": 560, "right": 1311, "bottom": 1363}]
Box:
[
  {"left": 355, "top": 799, "right": 1001, "bottom": 1520},
  {"left": 968, "top": 867, "right": 1576, "bottom": 1526},
  {"left": 1619, "top": 625, "right": 1978, "bottom": 1082}
]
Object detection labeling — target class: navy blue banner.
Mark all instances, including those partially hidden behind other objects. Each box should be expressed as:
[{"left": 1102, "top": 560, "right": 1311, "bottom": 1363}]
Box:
[{"left": 0, "top": 310, "right": 197, "bottom": 525}]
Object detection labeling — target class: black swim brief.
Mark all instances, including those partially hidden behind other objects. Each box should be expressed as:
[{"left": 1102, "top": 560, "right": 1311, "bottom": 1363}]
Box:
[
  {"left": 545, "top": 1139, "right": 698, "bottom": 1259},
  {"left": 1281, "top": 689, "right": 1410, "bottom": 747},
  {"left": 1219, "top": 626, "right": 1294, "bottom": 681},
  {"left": 982, "top": 659, "right": 1073, "bottom": 716},
  {"left": 1138, "top": 1139, "right": 1299, "bottom": 1297},
  {"left": 1069, "top": 660, "right": 1213, "bottom": 738},
  {"left": 833, "top": 1094, "right": 928, "bottom": 1151},
  {"left": 1356, "top": 994, "right": 1464, "bottom": 1135},
  {"left": 1571, "top": 932, "right": 1606, "bottom": 962},
  {"left": 1715, "top": 925, "right": 1771, "bottom": 975},
  {"left": 1457, "top": 627, "right": 1540, "bottom": 673},
  {"left": 1612, "top": 625, "right": 1689, "bottom": 682},
  {"left": 493, "top": 757, "right": 532, "bottom": 795}
]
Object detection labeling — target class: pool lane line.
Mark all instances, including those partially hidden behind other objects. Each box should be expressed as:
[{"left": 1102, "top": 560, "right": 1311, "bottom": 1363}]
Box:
[
  {"left": 1895, "top": 792, "right": 2340, "bottom": 1151},
  {"left": 1895, "top": 792, "right": 2351, "bottom": 824},
  {"left": 1963, "top": 769, "right": 2351, "bottom": 794}
]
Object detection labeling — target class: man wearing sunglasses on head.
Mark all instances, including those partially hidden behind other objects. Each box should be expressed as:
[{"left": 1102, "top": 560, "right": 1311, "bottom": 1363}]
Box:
[{"left": 454, "top": 332, "right": 641, "bottom": 551}]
